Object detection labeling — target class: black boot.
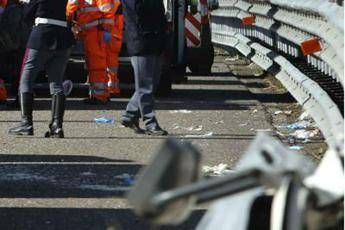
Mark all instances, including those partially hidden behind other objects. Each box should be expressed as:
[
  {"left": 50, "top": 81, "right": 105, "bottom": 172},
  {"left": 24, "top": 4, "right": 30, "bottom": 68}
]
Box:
[
  {"left": 8, "top": 93, "right": 34, "bottom": 136},
  {"left": 45, "top": 93, "right": 65, "bottom": 138}
]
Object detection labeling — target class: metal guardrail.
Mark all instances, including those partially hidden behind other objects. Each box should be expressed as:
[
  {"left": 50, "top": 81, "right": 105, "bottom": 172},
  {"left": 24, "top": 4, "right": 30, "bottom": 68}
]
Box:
[{"left": 211, "top": 0, "right": 344, "bottom": 152}]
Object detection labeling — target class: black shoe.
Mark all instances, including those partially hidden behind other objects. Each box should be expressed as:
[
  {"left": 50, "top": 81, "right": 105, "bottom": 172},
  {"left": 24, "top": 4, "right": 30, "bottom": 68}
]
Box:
[
  {"left": 83, "top": 97, "right": 108, "bottom": 105},
  {"left": 8, "top": 120, "right": 33, "bottom": 136},
  {"left": 120, "top": 119, "right": 144, "bottom": 134},
  {"left": 8, "top": 93, "right": 34, "bottom": 136},
  {"left": 45, "top": 94, "right": 65, "bottom": 138},
  {"left": 145, "top": 125, "right": 168, "bottom": 136}
]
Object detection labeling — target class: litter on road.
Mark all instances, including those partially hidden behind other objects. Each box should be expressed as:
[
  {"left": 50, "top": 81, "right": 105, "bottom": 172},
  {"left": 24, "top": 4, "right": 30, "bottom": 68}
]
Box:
[
  {"left": 291, "top": 129, "right": 320, "bottom": 139},
  {"left": 274, "top": 110, "right": 292, "bottom": 115},
  {"left": 289, "top": 145, "right": 304, "bottom": 151},
  {"left": 172, "top": 124, "right": 203, "bottom": 132},
  {"left": 285, "top": 120, "right": 313, "bottom": 130},
  {"left": 202, "top": 163, "right": 234, "bottom": 177},
  {"left": 94, "top": 117, "right": 115, "bottom": 124},
  {"left": 184, "top": 132, "right": 214, "bottom": 138},
  {"left": 169, "top": 110, "right": 193, "bottom": 114}
]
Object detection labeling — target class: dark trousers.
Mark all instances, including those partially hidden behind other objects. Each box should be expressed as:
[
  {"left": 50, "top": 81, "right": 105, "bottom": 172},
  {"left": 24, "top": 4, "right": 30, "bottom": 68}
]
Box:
[
  {"left": 19, "top": 48, "right": 71, "bottom": 95},
  {"left": 122, "top": 55, "right": 162, "bottom": 128}
]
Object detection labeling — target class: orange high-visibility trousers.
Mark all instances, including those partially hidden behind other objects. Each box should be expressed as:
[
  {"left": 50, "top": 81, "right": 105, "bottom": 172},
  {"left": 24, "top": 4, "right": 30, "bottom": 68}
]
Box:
[
  {"left": 0, "top": 78, "right": 7, "bottom": 102},
  {"left": 106, "top": 39, "right": 121, "bottom": 95},
  {"left": 83, "top": 28, "right": 109, "bottom": 102},
  {"left": 106, "top": 6, "right": 123, "bottom": 95},
  {"left": 66, "top": 0, "right": 115, "bottom": 101}
]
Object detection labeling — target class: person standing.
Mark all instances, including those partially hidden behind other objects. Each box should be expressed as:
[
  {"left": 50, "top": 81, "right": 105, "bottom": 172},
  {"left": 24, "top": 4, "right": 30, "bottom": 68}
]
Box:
[
  {"left": 66, "top": 0, "right": 115, "bottom": 105},
  {"left": 121, "top": 0, "right": 168, "bottom": 135},
  {"left": 8, "top": 0, "right": 75, "bottom": 138}
]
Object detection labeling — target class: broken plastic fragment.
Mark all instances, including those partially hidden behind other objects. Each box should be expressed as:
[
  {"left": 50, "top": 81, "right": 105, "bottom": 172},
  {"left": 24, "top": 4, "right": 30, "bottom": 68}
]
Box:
[
  {"left": 274, "top": 110, "right": 292, "bottom": 115},
  {"left": 202, "top": 163, "right": 235, "bottom": 177},
  {"left": 94, "top": 117, "right": 115, "bottom": 124},
  {"left": 289, "top": 145, "right": 304, "bottom": 151},
  {"left": 290, "top": 129, "right": 320, "bottom": 139}
]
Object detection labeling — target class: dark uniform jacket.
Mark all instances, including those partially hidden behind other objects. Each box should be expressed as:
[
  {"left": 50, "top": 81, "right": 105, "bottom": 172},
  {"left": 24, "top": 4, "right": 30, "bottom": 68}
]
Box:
[
  {"left": 24, "top": 0, "right": 74, "bottom": 51},
  {"left": 122, "top": 0, "right": 167, "bottom": 56}
]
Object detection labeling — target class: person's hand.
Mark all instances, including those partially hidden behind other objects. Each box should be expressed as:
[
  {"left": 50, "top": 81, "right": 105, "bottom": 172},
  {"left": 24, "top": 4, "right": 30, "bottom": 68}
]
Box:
[
  {"left": 71, "top": 22, "right": 82, "bottom": 40},
  {"left": 103, "top": 31, "right": 112, "bottom": 43}
]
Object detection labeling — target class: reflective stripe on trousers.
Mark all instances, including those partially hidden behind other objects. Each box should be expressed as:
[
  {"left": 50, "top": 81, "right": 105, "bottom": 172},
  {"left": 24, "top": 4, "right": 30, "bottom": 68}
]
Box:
[
  {"left": 89, "top": 82, "right": 108, "bottom": 96},
  {"left": 81, "top": 18, "right": 114, "bottom": 30}
]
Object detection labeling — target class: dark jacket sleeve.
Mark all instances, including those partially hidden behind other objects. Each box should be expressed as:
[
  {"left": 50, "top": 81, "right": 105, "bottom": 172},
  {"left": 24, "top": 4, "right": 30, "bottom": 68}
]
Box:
[{"left": 23, "top": 0, "right": 38, "bottom": 23}]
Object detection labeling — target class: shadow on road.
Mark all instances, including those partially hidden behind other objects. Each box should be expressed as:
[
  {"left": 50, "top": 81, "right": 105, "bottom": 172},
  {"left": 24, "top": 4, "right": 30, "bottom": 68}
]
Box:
[
  {"left": 0, "top": 207, "right": 205, "bottom": 230},
  {"left": 0, "top": 154, "right": 142, "bottom": 198}
]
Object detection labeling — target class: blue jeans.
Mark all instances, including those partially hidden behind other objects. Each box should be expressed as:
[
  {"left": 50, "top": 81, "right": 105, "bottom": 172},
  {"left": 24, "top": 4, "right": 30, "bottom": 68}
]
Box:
[
  {"left": 122, "top": 55, "right": 162, "bottom": 128},
  {"left": 19, "top": 48, "right": 71, "bottom": 95}
]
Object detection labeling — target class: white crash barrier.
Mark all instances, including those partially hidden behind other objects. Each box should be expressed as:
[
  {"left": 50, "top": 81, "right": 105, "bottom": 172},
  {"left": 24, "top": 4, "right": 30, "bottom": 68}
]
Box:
[
  {"left": 218, "top": 0, "right": 238, "bottom": 7},
  {"left": 211, "top": 7, "right": 239, "bottom": 17},
  {"left": 211, "top": 28, "right": 344, "bottom": 151},
  {"left": 249, "top": 2, "right": 272, "bottom": 16},
  {"left": 268, "top": 0, "right": 344, "bottom": 32},
  {"left": 254, "top": 15, "right": 274, "bottom": 30},
  {"left": 234, "top": 0, "right": 252, "bottom": 11},
  {"left": 274, "top": 8, "right": 344, "bottom": 63},
  {"left": 212, "top": 1, "right": 344, "bottom": 86}
]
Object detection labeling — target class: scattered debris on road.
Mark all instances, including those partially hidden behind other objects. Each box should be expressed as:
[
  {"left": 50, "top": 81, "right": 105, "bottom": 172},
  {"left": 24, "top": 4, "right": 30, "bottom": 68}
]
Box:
[
  {"left": 289, "top": 145, "right": 304, "bottom": 151},
  {"left": 274, "top": 110, "right": 292, "bottom": 115},
  {"left": 290, "top": 129, "right": 320, "bottom": 140},
  {"left": 202, "top": 163, "right": 234, "bottom": 177},
  {"left": 169, "top": 110, "right": 192, "bottom": 114},
  {"left": 184, "top": 132, "right": 213, "bottom": 138},
  {"left": 94, "top": 117, "right": 115, "bottom": 124},
  {"left": 172, "top": 124, "right": 203, "bottom": 132}
]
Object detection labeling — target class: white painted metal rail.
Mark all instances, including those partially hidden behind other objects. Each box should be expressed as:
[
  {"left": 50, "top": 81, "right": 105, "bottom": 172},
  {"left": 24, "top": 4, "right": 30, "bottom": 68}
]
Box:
[{"left": 211, "top": 0, "right": 344, "bottom": 153}]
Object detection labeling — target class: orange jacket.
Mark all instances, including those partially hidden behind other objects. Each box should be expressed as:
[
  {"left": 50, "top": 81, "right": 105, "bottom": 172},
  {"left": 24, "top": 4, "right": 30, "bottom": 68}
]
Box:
[{"left": 66, "top": 0, "right": 115, "bottom": 31}]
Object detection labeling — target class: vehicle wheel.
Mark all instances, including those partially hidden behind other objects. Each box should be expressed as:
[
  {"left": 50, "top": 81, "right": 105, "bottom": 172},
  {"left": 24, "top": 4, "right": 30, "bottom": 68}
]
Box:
[
  {"left": 156, "top": 70, "right": 172, "bottom": 97},
  {"left": 188, "top": 63, "right": 212, "bottom": 75}
]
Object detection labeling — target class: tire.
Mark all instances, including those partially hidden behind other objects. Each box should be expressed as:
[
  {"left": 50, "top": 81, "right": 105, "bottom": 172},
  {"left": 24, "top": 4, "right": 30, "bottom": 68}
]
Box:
[
  {"left": 187, "top": 24, "right": 214, "bottom": 75},
  {"left": 156, "top": 70, "right": 172, "bottom": 97}
]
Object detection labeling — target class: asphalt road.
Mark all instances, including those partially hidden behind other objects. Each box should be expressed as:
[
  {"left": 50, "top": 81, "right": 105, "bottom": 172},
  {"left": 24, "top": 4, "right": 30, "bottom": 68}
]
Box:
[{"left": 0, "top": 56, "right": 276, "bottom": 229}]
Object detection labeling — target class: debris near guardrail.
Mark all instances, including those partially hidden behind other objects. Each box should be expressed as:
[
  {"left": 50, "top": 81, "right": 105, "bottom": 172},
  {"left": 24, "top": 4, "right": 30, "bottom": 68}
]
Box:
[
  {"left": 276, "top": 118, "right": 321, "bottom": 141},
  {"left": 268, "top": 104, "right": 326, "bottom": 157},
  {"left": 202, "top": 163, "right": 235, "bottom": 177},
  {"left": 211, "top": 0, "right": 344, "bottom": 151},
  {"left": 226, "top": 57, "right": 264, "bottom": 76}
]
